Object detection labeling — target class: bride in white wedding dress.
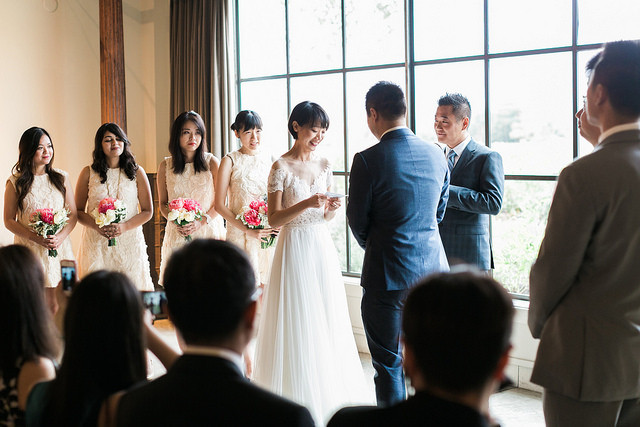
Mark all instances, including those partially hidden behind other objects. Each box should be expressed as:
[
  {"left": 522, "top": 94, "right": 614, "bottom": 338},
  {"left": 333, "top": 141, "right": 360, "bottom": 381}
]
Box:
[{"left": 253, "top": 102, "right": 371, "bottom": 424}]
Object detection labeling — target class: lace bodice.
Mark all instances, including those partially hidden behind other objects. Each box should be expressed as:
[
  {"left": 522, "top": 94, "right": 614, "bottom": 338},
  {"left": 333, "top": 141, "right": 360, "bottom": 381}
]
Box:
[
  {"left": 165, "top": 152, "right": 215, "bottom": 211},
  {"left": 226, "top": 150, "right": 271, "bottom": 214},
  {"left": 267, "top": 159, "right": 333, "bottom": 227},
  {"left": 10, "top": 170, "right": 68, "bottom": 225},
  {"left": 86, "top": 168, "right": 139, "bottom": 220}
]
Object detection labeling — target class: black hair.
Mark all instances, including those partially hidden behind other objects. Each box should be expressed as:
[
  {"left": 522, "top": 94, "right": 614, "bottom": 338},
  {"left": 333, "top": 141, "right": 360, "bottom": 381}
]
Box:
[
  {"left": 590, "top": 40, "right": 640, "bottom": 117},
  {"left": 91, "top": 123, "right": 138, "bottom": 184},
  {"left": 11, "top": 127, "right": 66, "bottom": 212},
  {"left": 43, "top": 271, "right": 146, "bottom": 426},
  {"left": 231, "top": 110, "right": 263, "bottom": 133},
  {"left": 403, "top": 269, "right": 514, "bottom": 393},
  {"left": 169, "top": 111, "right": 209, "bottom": 174},
  {"left": 365, "top": 81, "right": 407, "bottom": 120},
  {"left": 287, "top": 101, "right": 330, "bottom": 139},
  {"left": 163, "top": 239, "right": 256, "bottom": 344},
  {"left": 0, "top": 245, "right": 58, "bottom": 381},
  {"left": 437, "top": 92, "right": 472, "bottom": 122}
]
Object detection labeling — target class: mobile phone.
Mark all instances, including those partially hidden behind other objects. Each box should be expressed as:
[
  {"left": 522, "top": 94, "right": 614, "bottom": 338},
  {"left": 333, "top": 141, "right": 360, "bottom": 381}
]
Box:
[
  {"left": 60, "top": 260, "right": 77, "bottom": 293},
  {"left": 140, "top": 290, "right": 169, "bottom": 320}
]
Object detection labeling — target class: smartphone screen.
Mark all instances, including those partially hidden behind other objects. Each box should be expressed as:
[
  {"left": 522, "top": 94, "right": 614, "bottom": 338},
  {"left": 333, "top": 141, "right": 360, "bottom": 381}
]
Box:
[
  {"left": 60, "top": 260, "right": 76, "bottom": 292},
  {"left": 140, "top": 290, "right": 169, "bottom": 320}
]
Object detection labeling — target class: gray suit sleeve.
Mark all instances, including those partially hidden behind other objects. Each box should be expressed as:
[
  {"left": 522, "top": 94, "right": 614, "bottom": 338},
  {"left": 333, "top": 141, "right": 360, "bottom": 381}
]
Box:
[
  {"left": 528, "top": 166, "right": 596, "bottom": 338},
  {"left": 346, "top": 153, "right": 372, "bottom": 250},
  {"left": 447, "top": 150, "right": 504, "bottom": 215}
]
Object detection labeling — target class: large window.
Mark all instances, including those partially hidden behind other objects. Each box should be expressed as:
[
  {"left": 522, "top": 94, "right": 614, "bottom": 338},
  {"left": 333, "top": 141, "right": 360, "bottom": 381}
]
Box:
[{"left": 235, "top": 0, "right": 640, "bottom": 297}]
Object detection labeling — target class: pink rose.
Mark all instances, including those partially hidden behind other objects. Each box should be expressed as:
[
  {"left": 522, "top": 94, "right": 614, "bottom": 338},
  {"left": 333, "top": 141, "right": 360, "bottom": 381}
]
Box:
[
  {"left": 168, "top": 198, "right": 184, "bottom": 211},
  {"left": 182, "top": 198, "right": 201, "bottom": 212},
  {"left": 38, "top": 208, "right": 54, "bottom": 224},
  {"left": 249, "top": 200, "right": 260, "bottom": 211},
  {"left": 99, "top": 197, "right": 117, "bottom": 214},
  {"left": 243, "top": 209, "right": 261, "bottom": 227}
]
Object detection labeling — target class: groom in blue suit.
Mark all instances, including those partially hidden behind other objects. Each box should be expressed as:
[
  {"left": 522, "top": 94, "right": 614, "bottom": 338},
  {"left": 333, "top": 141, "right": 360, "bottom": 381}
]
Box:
[
  {"left": 435, "top": 93, "right": 504, "bottom": 271},
  {"left": 347, "top": 81, "right": 450, "bottom": 406}
]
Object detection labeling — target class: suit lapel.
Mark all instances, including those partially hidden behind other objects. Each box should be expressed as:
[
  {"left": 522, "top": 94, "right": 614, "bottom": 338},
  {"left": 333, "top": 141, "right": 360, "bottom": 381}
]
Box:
[{"left": 451, "top": 139, "right": 477, "bottom": 175}]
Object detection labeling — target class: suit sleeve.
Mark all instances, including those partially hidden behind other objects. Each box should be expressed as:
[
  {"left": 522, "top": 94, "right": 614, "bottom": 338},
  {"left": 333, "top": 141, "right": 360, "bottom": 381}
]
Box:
[
  {"left": 447, "top": 150, "right": 504, "bottom": 215},
  {"left": 528, "top": 166, "right": 596, "bottom": 338},
  {"left": 347, "top": 153, "right": 373, "bottom": 250}
]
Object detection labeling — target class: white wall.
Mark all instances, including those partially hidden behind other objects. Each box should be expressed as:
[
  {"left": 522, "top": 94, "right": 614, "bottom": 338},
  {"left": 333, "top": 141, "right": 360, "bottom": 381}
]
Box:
[{"left": 0, "top": 0, "right": 170, "bottom": 250}]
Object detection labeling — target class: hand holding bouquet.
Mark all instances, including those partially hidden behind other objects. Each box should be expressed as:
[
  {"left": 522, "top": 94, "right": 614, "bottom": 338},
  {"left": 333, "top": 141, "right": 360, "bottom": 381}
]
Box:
[
  {"left": 237, "top": 198, "right": 276, "bottom": 249},
  {"left": 29, "top": 208, "right": 70, "bottom": 257},
  {"left": 92, "top": 197, "right": 127, "bottom": 246},
  {"left": 167, "top": 198, "right": 204, "bottom": 241}
]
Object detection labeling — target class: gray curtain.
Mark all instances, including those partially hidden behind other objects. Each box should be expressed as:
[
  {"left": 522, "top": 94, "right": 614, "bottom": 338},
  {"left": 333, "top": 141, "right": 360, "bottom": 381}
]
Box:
[{"left": 170, "top": 0, "right": 236, "bottom": 157}]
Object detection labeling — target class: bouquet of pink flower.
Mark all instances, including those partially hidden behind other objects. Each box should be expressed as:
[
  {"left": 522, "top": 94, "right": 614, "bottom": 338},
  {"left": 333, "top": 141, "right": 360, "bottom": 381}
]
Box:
[
  {"left": 29, "top": 207, "right": 70, "bottom": 257},
  {"left": 167, "top": 198, "right": 204, "bottom": 241},
  {"left": 236, "top": 197, "right": 276, "bottom": 249},
  {"left": 91, "top": 197, "right": 127, "bottom": 246}
]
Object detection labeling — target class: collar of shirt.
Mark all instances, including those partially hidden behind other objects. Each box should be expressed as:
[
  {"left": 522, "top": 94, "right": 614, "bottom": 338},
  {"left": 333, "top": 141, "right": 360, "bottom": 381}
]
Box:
[
  {"left": 445, "top": 135, "right": 472, "bottom": 162},
  {"left": 380, "top": 125, "right": 407, "bottom": 139},
  {"left": 598, "top": 122, "right": 640, "bottom": 144},
  {"left": 183, "top": 345, "right": 244, "bottom": 372}
]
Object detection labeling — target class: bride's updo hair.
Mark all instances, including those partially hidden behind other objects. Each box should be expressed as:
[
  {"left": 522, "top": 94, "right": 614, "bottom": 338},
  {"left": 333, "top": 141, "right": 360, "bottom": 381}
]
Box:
[
  {"left": 287, "top": 101, "right": 330, "bottom": 139},
  {"left": 230, "top": 110, "right": 263, "bottom": 134}
]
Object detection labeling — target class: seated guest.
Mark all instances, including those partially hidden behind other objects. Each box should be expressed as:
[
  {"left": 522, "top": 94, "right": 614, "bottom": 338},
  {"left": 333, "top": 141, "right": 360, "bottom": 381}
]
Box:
[
  {"left": 116, "top": 239, "right": 315, "bottom": 426},
  {"left": 328, "top": 269, "right": 514, "bottom": 427},
  {"left": 26, "top": 271, "right": 178, "bottom": 426},
  {"left": 0, "top": 245, "right": 58, "bottom": 426}
]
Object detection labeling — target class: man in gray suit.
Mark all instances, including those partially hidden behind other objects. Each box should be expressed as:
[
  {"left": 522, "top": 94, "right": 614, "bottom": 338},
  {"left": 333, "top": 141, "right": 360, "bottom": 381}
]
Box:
[
  {"left": 435, "top": 93, "right": 504, "bottom": 271},
  {"left": 529, "top": 40, "right": 640, "bottom": 426}
]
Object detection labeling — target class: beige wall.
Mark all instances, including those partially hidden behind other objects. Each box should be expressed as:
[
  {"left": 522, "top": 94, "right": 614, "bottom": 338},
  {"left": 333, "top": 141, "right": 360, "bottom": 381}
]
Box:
[{"left": 0, "top": 0, "right": 170, "bottom": 250}]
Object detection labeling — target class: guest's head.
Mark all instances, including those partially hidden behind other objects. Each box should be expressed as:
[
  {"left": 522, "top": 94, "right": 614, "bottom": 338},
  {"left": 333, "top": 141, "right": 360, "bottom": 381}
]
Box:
[
  {"left": 435, "top": 93, "right": 471, "bottom": 148},
  {"left": 586, "top": 40, "right": 640, "bottom": 128},
  {"left": 11, "top": 127, "right": 66, "bottom": 211},
  {"left": 576, "top": 53, "right": 603, "bottom": 146},
  {"left": 91, "top": 123, "right": 138, "bottom": 183},
  {"left": 402, "top": 269, "right": 514, "bottom": 398},
  {"left": 0, "top": 245, "right": 58, "bottom": 377},
  {"left": 163, "top": 239, "right": 257, "bottom": 350},
  {"left": 365, "top": 81, "right": 407, "bottom": 121},
  {"left": 231, "top": 110, "right": 263, "bottom": 152},
  {"left": 44, "top": 271, "right": 146, "bottom": 425},
  {"left": 288, "top": 101, "right": 330, "bottom": 140},
  {"left": 169, "top": 110, "right": 209, "bottom": 174}
]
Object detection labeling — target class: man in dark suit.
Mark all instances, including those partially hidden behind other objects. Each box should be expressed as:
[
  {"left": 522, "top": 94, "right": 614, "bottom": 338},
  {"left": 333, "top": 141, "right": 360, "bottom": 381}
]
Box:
[
  {"left": 116, "top": 239, "right": 314, "bottom": 426},
  {"left": 529, "top": 40, "right": 640, "bottom": 426},
  {"left": 435, "top": 93, "right": 504, "bottom": 271},
  {"left": 347, "top": 81, "right": 449, "bottom": 406},
  {"left": 328, "top": 269, "right": 514, "bottom": 427}
]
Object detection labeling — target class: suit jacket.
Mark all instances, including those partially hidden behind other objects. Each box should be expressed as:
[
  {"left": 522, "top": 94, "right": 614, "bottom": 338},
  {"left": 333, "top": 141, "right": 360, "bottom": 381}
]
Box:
[
  {"left": 529, "top": 129, "right": 640, "bottom": 401},
  {"left": 347, "top": 128, "right": 449, "bottom": 291},
  {"left": 117, "top": 355, "right": 314, "bottom": 426},
  {"left": 438, "top": 139, "right": 504, "bottom": 270},
  {"left": 327, "top": 391, "right": 490, "bottom": 427}
]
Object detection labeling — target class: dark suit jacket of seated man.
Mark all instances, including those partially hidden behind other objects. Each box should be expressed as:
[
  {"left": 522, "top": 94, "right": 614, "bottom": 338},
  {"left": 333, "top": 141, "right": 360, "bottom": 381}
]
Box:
[
  {"left": 116, "top": 239, "right": 314, "bottom": 427},
  {"left": 435, "top": 93, "right": 504, "bottom": 270},
  {"left": 328, "top": 270, "right": 514, "bottom": 427}
]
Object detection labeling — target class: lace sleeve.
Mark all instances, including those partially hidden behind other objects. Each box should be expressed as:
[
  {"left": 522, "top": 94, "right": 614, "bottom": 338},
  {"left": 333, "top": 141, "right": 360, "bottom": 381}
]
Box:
[{"left": 268, "top": 167, "right": 287, "bottom": 193}]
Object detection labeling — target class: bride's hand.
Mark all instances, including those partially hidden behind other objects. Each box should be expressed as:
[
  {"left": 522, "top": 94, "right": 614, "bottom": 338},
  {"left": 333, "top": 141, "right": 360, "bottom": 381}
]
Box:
[
  {"left": 326, "top": 197, "right": 341, "bottom": 212},
  {"left": 306, "top": 193, "right": 328, "bottom": 209}
]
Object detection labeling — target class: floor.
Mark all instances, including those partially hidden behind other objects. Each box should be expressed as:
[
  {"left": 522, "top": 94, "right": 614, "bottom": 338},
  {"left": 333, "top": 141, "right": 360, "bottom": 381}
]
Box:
[{"left": 150, "top": 320, "right": 545, "bottom": 426}]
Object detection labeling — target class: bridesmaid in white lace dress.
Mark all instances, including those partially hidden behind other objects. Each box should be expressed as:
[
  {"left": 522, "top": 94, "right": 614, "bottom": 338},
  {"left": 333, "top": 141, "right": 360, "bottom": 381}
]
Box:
[
  {"left": 75, "top": 123, "right": 154, "bottom": 291},
  {"left": 215, "top": 110, "right": 276, "bottom": 287},
  {"left": 157, "top": 111, "right": 226, "bottom": 283},
  {"left": 254, "top": 102, "right": 371, "bottom": 424},
  {"left": 3, "top": 127, "right": 77, "bottom": 311}
]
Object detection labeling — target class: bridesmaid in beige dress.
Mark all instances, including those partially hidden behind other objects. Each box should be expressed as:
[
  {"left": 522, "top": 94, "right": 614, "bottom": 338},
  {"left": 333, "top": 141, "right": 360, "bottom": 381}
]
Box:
[
  {"left": 215, "top": 110, "right": 276, "bottom": 288},
  {"left": 4, "top": 127, "right": 77, "bottom": 312},
  {"left": 157, "top": 111, "right": 225, "bottom": 284}
]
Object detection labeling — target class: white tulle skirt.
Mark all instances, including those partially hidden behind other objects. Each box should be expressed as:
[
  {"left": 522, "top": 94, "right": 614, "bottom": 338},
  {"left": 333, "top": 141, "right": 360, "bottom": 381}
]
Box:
[{"left": 253, "top": 222, "right": 372, "bottom": 424}]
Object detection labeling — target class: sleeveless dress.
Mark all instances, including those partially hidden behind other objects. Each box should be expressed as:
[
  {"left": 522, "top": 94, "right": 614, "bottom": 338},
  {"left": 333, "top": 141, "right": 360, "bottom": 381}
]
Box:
[
  {"left": 7, "top": 171, "right": 75, "bottom": 288},
  {"left": 253, "top": 157, "right": 372, "bottom": 424},
  {"left": 77, "top": 168, "right": 154, "bottom": 291},
  {"left": 0, "top": 360, "right": 24, "bottom": 427},
  {"left": 158, "top": 153, "right": 226, "bottom": 284},
  {"left": 224, "top": 150, "right": 274, "bottom": 284}
]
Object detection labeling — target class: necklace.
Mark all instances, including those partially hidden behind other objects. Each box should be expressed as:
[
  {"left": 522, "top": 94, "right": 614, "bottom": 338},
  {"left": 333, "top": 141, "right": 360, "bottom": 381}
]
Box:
[{"left": 106, "top": 168, "right": 121, "bottom": 199}]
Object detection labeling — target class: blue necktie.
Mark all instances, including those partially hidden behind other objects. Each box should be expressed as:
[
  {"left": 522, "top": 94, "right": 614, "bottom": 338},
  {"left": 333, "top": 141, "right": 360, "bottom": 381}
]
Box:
[{"left": 447, "top": 150, "right": 457, "bottom": 172}]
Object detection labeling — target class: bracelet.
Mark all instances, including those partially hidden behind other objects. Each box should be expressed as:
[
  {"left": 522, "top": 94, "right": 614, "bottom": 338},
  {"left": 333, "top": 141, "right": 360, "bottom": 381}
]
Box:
[{"left": 202, "top": 213, "right": 211, "bottom": 224}]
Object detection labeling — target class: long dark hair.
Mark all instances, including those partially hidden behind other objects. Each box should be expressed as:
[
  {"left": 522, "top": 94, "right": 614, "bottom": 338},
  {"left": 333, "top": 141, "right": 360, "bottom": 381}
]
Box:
[
  {"left": 169, "top": 111, "right": 209, "bottom": 174},
  {"left": 0, "top": 245, "right": 58, "bottom": 380},
  {"left": 91, "top": 123, "right": 138, "bottom": 184},
  {"left": 11, "top": 127, "right": 66, "bottom": 212},
  {"left": 43, "top": 271, "right": 146, "bottom": 426}
]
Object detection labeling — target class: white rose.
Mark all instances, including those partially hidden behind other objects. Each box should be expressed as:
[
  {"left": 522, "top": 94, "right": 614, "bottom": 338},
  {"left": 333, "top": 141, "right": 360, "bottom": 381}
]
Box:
[
  {"left": 53, "top": 210, "right": 67, "bottom": 224},
  {"left": 114, "top": 200, "right": 125, "bottom": 210},
  {"left": 91, "top": 208, "right": 99, "bottom": 219},
  {"left": 184, "top": 211, "right": 196, "bottom": 223},
  {"left": 95, "top": 213, "right": 108, "bottom": 227},
  {"left": 167, "top": 210, "right": 179, "bottom": 222},
  {"left": 105, "top": 209, "right": 116, "bottom": 224}
]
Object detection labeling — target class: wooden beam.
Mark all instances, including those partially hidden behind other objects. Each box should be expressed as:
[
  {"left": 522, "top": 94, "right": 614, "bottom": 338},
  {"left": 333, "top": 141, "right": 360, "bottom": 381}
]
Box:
[{"left": 99, "top": 0, "right": 127, "bottom": 132}]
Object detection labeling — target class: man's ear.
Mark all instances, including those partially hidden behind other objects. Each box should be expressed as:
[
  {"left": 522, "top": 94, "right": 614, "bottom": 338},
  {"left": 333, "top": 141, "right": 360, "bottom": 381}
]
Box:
[
  {"left": 493, "top": 344, "right": 512, "bottom": 381},
  {"left": 461, "top": 116, "right": 470, "bottom": 131},
  {"left": 368, "top": 107, "right": 379, "bottom": 122},
  {"left": 592, "top": 83, "right": 608, "bottom": 107},
  {"left": 243, "top": 300, "right": 258, "bottom": 332}
]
